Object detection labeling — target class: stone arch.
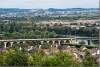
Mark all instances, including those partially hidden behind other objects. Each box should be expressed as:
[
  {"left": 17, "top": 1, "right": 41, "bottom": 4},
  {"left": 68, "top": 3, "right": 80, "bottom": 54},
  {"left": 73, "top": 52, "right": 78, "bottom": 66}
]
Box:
[
  {"left": 13, "top": 41, "right": 22, "bottom": 48},
  {"left": 52, "top": 40, "right": 59, "bottom": 48},
  {"left": 66, "top": 40, "right": 71, "bottom": 44},
  {"left": 6, "top": 42, "right": 11, "bottom": 48},
  {"left": 20, "top": 41, "right": 25, "bottom": 45},
  {"left": 55, "top": 40, "right": 60, "bottom": 45},
  {"left": 32, "top": 41, "right": 40, "bottom": 48},
  {"left": 78, "top": 40, "right": 88, "bottom": 45},
  {"left": 13, "top": 41, "right": 18, "bottom": 45},
  {"left": 55, "top": 40, "right": 58, "bottom": 44},
  {"left": 32, "top": 41, "right": 36, "bottom": 45},
  {"left": 26, "top": 41, "right": 34, "bottom": 46},
  {"left": 92, "top": 40, "right": 99, "bottom": 45},
  {"left": 43, "top": 41, "right": 47, "bottom": 44},
  {"left": 37, "top": 41, "right": 41, "bottom": 45},
  {"left": 49, "top": 40, "right": 53, "bottom": 45},
  {"left": 40, "top": 40, "right": 51, "bottom": 49},
  {"left": 60, "top": 40, "right": 65, "bottom": 44},
  {"left": 36, "top": 40, "right": 41, "bottom": 45},
  {"left": 0, "top": 42, "right": 4, "bottom": 48}
]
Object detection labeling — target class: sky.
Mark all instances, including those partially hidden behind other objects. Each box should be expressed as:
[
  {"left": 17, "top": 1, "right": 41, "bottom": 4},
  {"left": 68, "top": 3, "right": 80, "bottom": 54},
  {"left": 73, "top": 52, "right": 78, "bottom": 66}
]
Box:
[{"left": 0, "top": 0, "right": 99, "bottom": 9}]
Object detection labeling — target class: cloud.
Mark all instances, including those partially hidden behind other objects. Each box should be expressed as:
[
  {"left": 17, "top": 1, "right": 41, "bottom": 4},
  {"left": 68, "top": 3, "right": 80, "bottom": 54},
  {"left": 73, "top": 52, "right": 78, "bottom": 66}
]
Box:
[{"left": 0, "top": 0, "right": 99, "bottom": 8}]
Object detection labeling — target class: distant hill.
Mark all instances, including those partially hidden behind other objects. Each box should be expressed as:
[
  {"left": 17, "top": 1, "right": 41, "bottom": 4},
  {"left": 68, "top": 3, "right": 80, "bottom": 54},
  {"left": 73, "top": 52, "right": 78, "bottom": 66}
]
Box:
[
  {"left": 0, "top": 8, "right": 31, "bottom": 14},
  {"left": 48, "top": 8, "right": 99, "bottom": 12},
  {"left": 0, "top": 8, "right": 99, "bottom": 13},
  {"left": 0, "top": 8, "right": 99, "bottom": 17}
]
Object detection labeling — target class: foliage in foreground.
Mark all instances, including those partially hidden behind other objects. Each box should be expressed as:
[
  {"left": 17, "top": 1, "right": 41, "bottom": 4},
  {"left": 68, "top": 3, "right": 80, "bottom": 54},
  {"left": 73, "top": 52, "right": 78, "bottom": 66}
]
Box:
[{"left": 0, "top": 48, "right": 98, "bottom": 66}]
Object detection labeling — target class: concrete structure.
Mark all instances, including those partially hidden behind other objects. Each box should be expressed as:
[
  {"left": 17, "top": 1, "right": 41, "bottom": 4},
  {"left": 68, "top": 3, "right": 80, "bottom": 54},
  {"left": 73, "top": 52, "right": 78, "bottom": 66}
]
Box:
[{"left": 0, "top": 37, "right": 99, "bottom": 49}]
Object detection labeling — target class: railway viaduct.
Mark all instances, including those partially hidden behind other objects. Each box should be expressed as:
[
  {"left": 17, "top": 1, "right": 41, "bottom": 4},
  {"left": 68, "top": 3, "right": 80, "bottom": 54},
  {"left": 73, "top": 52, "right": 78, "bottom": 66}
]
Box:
[{"left": 0, "top": 37, "right": 99, "bottom": 49}]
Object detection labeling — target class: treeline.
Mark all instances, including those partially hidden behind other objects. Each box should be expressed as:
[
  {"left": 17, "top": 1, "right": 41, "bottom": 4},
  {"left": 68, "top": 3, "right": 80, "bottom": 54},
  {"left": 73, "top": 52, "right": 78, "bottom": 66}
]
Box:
[
  {"left": 0, "top": 22, "right": 98, "bottom": 39},
  {"left": 49, "top": 26, "right": 99, "bottom": 37},
  {"left": 0, "top": 15, "right": 99, "bottom": 22}
]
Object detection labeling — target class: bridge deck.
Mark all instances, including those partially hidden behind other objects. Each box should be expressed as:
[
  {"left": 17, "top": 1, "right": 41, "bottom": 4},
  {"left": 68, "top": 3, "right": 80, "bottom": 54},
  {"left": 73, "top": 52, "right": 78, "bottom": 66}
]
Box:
[
  {"left": 0, "top": 38, "right": 75, "bottom": 42},
  {"left": 0, "top": 37, "right": 99, "bottom": 42}
]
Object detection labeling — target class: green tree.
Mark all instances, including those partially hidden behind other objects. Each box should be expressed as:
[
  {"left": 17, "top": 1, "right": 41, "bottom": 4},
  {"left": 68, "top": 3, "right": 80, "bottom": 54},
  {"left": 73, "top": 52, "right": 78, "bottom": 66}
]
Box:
[
  {"left": 27, "top": 49, "right": 45, "bottom": 66},
  {"left": 82, "top": 50, "right": 97, "bottom": 66},
  {"left": 41, "top": 51, "right": 81, "bottom": 66},
  {"left": 0, "top": 48, "right": 28, "bottom": 66}
]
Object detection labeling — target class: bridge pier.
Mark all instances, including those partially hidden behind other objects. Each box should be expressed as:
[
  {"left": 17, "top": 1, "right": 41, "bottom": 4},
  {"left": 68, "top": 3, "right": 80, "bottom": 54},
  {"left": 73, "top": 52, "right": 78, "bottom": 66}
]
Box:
[
  {"left": 10, "top": 42, "right": 14, "bottom": 47},
  {"left": 55, "top": 44, "right": 58, "bottom": 48},
  {"left": 84, "top": 40, "right": 88, "bottom": 45},
  {"left": 39, "top": 45, "right": 41, "bottom": 49},
  {"left": 71, "top": 39, "right": 76, "bottom": 44},
  {"left": 47, "top": 41, "right": 50, "bottom": 44},
  {"left": 87, "top": 40, "right": 93, "bottom": 46},
  {"left": 19, "top": 47, "right": 22, "bottom": 50},
  {"left": 4, "top": 42, "right": 7, "bottom": 49},
  {"left": 52, "top": 41, "right": 55, "bottom": 45},
  {"left": 17, "top": 42, "right": 20, "bottom": 44},
  {"left": 22, "top": 41, "right": 26, "bottom": 44},
  {"left": 41, "top": 41, "right": 44, "bottom": 44},
  {"left": 64, "top": 40, "right": 66, "bottom": 44},
  {"left": 58, "top": 40, "right": 61, "bottom": 46},
  {"left": 69, "top": 39, "right": 72, "bottom": 44},
  {"left": 51, "top": 45, "right": 53, "bottom": 48}
]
